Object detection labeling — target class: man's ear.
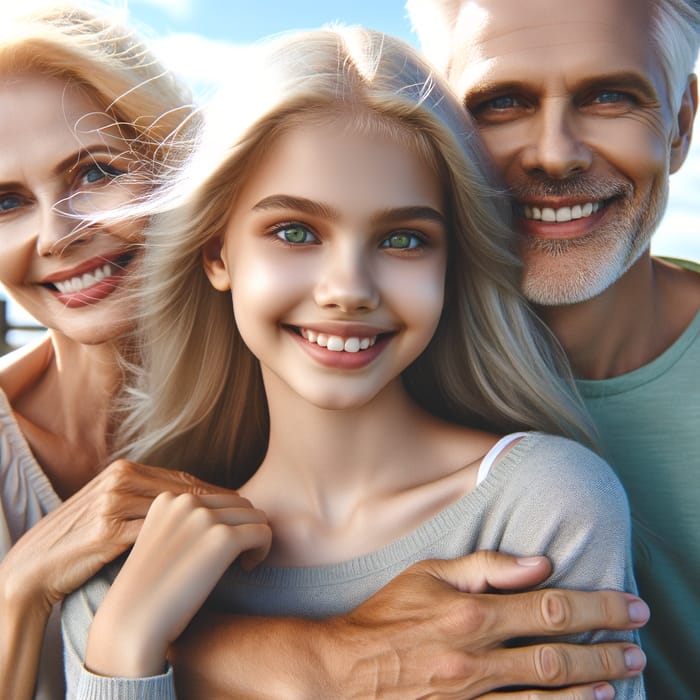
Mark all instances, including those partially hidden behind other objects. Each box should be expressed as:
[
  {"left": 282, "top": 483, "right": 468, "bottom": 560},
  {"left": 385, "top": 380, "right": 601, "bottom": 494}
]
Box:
[
  {"left": 670, "top": 73, "right": 698, "bottom": 173},
  {"left": 202, "top": 237, "right": 231, "bottom": 291}
]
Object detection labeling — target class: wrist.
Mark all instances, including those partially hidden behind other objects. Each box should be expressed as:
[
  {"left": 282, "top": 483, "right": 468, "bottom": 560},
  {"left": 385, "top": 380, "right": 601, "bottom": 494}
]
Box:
[
  {"left": 0, "top": 561, "right": 52, "bottom": 626},
  {"left": 86, "top": 605, "right": 168, "bottom": 679}
]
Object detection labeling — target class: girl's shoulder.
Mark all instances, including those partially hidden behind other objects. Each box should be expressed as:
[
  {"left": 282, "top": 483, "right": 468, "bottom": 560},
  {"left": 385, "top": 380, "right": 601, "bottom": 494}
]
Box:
[{"left": 491, "top": 432, "right": 629, "bottom": 517}]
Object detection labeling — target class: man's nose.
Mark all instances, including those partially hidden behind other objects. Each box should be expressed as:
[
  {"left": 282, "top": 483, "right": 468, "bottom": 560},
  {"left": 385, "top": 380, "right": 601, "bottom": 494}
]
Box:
[{"left": 520, "top": 100, "right": 593, "bottom": 179}]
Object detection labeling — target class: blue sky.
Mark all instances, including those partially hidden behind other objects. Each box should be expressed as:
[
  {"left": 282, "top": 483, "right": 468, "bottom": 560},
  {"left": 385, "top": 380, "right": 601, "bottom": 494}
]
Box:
[{"left": 3, "top": 0, "right": 699, "bottom": 328}]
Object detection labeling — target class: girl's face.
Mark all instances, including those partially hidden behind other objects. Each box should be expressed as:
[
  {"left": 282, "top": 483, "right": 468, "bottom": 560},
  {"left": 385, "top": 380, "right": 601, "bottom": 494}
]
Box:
[
  {"left": 204, "top": 116, "right": 448, "bottom": 411},
  {"left": 0, "top": 73, "right": 145, "bottom": 345}
]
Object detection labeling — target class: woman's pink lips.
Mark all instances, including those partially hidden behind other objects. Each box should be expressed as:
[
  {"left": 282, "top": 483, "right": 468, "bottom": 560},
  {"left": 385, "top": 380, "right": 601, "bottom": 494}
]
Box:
[{"left": 51, "top": 267, "right": 128, "bottom": 308}]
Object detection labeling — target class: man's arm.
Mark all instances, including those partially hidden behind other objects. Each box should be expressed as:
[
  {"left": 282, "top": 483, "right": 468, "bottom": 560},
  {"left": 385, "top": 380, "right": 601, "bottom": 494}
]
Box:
[{"left": 171, "top": 552, "right": 647, "bottom": 699}]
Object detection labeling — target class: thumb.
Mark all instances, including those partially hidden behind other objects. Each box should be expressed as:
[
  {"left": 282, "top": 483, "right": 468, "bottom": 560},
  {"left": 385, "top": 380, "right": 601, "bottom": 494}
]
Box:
[{"left": 426, "top": 550, "right": 552, "bottom": 594}]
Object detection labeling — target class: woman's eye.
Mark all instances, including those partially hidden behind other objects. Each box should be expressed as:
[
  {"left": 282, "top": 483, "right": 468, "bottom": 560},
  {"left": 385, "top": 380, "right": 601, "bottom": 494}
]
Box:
[
  {"left": 274, "top": 224, "right": 317, "bottom": 244},
  {"left": 381, "top": 231, "right": 422, "bottom": 250},
  {"left": 0, "top": 194, "right": 22, "bottom": 213},
  {"left": 80, "top": 163, "right": 125, "bottom": 186}
]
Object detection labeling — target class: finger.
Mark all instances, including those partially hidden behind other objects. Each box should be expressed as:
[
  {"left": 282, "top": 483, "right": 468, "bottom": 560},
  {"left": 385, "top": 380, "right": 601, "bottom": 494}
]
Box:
[
  {"left": 481, "top": 682, "right": 616, "bottom": 700},
  {"left": 425, "top": 551, "right": 553, "bottom": 594},
  {"left": 231, "top": 523, "right": 273, "bottom": 571},
  {"left": 478, "top": 589, "right": 649, "bottom": 641},
  {"left": 488, "top": 642, "right": 645, "bottom": 690}
]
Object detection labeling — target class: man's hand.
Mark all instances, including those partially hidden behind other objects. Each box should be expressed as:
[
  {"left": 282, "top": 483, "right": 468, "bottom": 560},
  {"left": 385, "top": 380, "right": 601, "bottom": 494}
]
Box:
[{"left": 172, "top": 551, "right": 647, "bottom": 699}]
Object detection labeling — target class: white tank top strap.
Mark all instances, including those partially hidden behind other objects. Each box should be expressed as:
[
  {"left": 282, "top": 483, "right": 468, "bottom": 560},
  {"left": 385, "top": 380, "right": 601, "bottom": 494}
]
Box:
[{"left": 476, "top": 432, "right": 529, "bottom": 486}]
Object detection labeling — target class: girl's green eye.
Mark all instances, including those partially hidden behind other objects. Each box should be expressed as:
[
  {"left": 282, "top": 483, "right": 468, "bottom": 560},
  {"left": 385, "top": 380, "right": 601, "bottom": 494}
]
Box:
[
  {"left": 275, "top": 224, "right": 316, "bottom": 244},
  {"left": 382, "top": 231, "right": 421, "bottom": 249}
]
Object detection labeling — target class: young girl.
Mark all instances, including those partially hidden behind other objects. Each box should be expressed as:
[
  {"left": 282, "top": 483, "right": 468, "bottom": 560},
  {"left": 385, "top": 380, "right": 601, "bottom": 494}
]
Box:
[{"left": 63, "top": 27, "right": 644, "bottom": 699}]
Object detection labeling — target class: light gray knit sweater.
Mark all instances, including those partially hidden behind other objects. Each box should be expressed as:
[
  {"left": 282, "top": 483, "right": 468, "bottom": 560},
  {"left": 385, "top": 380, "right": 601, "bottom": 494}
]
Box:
[{"left": 62, "top": 433, "right": 644, "bottom": 699}]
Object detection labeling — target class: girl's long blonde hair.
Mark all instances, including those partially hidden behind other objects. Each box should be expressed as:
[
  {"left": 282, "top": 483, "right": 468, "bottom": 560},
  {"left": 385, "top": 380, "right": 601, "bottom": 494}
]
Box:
[{"left": 116, "top": 27, "right": 595, "bottom": 488}]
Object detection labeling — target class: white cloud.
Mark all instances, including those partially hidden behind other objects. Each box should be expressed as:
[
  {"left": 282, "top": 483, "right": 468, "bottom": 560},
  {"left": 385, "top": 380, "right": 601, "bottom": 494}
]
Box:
[{"left": 151, "top": 33, "right": 250, "bottom": 99}]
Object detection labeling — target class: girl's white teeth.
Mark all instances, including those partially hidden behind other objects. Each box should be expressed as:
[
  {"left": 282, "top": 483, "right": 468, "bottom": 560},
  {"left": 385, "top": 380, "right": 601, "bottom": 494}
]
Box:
[
  {"left": 54, "top": 263, "right": 113, "bottom": 294},
  {"left": 301, "top": 328, "right": 376, "bottom": 352},
  {"left": 523, "top": 201, "right": 602, "bottom": 222}
]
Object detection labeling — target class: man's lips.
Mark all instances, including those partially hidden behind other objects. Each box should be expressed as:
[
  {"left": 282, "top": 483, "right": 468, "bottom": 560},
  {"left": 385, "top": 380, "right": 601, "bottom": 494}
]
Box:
[
  {"left": 521, "top": 200, "right": 604, "bottom": 223},
  {"left": 516, "top": 198, "right": 611, "bottom": 240}
]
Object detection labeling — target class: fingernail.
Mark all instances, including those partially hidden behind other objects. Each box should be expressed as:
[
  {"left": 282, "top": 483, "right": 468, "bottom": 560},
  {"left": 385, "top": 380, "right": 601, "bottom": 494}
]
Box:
[
  {"left": 516, "top": 556, "right": 546, "bottom": 566},
  {"left": 594, "top": 683, "right": 615, "bottom": 700},
  {"left": 624, "top": 647, "right": 646, "bottom": 671},
  {"left": 628, "top": 599, "right": 650, "bottom": 624}
]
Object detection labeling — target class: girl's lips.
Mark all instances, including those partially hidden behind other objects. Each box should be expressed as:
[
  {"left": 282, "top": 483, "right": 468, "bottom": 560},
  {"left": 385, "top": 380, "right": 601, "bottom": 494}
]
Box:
[{"left": 288, "top": 326, "right": 394, "bottom": 370}]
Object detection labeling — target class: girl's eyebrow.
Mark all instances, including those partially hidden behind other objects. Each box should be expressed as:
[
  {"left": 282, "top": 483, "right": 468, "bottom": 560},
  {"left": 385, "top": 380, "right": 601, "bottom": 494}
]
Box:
[
  {"left": 252, "top": 195, "right": 445, "bottom": 226},
  {"left": 252, "top": 194, "right": 336, "bottom": 219}
]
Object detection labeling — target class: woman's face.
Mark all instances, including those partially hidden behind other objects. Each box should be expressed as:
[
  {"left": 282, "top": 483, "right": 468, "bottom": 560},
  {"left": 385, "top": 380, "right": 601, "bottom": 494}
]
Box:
[{"left": 0, "top": 72, "right": 145, "bottom": 345}]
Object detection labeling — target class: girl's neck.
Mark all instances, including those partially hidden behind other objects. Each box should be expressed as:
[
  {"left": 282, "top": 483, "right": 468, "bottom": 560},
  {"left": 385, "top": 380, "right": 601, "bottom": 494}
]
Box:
[{"left": 242, "top": 375, "right": 499, "bottom": 566}]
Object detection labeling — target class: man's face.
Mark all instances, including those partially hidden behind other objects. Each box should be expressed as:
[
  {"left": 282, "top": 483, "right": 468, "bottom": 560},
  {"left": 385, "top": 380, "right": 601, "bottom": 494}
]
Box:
[{"left": 450, "top": 0, "right": 695, "bottom": 305}]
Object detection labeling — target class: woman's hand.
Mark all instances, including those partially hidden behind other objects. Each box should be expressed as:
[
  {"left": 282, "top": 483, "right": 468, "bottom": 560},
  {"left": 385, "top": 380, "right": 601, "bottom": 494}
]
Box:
[
  {"left": 0, "top": 459, "right": 240, "bottom": 700},
  {"left": 0, "top": 459, "right": 238, "bottom": 613},
  {"left": 84, "top": 491, "right": 271, "bottom": 679}
]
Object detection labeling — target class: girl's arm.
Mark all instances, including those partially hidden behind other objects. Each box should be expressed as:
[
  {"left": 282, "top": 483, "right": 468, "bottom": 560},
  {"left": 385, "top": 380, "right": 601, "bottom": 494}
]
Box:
[
  {"left": 80, "top": 492, "right": 270, "bottom": 681},
  {"left": 0, "top": 459, "right": 242, "bottom": 700}
]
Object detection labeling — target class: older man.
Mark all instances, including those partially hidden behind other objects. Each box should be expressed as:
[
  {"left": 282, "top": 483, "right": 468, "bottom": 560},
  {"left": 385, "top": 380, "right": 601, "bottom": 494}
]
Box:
[{"left": 406, "top": 0, "right": 700, "bottom": 695}]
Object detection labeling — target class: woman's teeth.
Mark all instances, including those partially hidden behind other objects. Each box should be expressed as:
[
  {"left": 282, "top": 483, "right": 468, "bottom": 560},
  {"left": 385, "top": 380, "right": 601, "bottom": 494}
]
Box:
[
  {"left": 54, "top": 263, "right": 115, "bottom": 294},
  {"left": 301, "top": 328, "right": 376, "bottom": 353},
  {"left": 523, "top": 201, "right": 603, "bottom": 223}
]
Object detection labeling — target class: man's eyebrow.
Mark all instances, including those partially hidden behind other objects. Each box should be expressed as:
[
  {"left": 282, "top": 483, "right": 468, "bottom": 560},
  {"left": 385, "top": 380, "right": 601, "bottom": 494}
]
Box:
[
  {"left": 576, "top": 72, "right": 659, "bottom": 100},
  {"left": 463, "top": 72, "right": 659, "bottom": 106},
  {"left": 462, "top": 80, "right": 528, "bottom": 106}
]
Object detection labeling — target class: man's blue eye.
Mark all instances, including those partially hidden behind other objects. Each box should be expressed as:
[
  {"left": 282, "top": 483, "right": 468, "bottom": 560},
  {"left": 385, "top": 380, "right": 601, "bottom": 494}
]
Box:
[
  {"left": 594, "top": 91, "right": 628, "bottom": 104},
  {"left": 486, "top": 95, "right": 518, "bottom": 110}
]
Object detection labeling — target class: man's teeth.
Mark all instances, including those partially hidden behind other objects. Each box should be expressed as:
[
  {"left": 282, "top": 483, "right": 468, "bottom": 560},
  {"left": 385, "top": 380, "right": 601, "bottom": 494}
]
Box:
[
  {"left": 301, "top": 328, "right": 376, "bottom": 353},
  {"left": 523, "top": 201, "right": 603, "bottom": 223},
  {"left": 54, "top": 263, "right": 114, "bottom": 294}
]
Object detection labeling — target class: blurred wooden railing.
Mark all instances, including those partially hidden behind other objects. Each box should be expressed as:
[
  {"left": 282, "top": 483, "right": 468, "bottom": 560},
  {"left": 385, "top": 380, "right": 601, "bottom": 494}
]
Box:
[{"left": 1, "top": 299, "right": 44, "bottom": 355}]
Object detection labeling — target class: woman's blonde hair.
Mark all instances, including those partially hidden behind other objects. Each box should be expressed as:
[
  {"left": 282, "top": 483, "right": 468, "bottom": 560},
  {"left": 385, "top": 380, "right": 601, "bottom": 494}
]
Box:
[
  {"left": 0, "top": 1, "right": 198, "bottom": 179},
  {"left": 117, "top": 26, "right": 595, "bottom": 488}
]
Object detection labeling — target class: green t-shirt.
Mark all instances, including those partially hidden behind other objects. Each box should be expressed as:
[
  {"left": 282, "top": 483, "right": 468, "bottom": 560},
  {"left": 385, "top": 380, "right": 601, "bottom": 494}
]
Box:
[{"left": 577, "top": 263, "right": 700, "bottom": 697}]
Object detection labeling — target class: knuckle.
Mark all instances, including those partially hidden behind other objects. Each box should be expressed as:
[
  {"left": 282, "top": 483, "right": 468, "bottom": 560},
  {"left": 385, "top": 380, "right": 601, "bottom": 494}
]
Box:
[
  {"left": 534, "top": 645, "right": 569, "bottom": 684},
  {"left": 539, "top": 590, "right": 573, "bottom": 631},
  {"left": 102, "top": 459, "right": 136, "bottom": 490},
  {"left": 451, "top": 597, "right": 491, "bottom": 637},
  {"left": 432, "top": 651, "right": 478, "bottom": 686}
]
